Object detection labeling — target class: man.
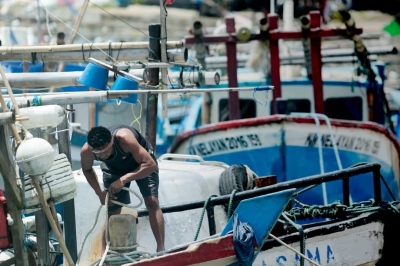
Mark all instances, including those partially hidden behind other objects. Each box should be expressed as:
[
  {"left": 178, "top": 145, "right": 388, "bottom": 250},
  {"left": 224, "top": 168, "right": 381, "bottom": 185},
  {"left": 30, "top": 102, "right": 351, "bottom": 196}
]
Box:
[{"left": 80, "top": 125, "right": 165, "bottom": 252}]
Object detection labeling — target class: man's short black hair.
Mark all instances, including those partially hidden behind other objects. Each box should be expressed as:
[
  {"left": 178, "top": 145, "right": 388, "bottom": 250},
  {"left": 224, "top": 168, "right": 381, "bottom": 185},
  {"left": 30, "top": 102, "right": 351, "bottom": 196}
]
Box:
[{"left": 87, "top": 126, "right": 112, "bottom": 149}]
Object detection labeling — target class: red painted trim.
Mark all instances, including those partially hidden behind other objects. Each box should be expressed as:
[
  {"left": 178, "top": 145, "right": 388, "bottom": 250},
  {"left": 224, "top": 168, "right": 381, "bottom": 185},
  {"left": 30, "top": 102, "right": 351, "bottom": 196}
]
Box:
[
  {"left": 168, "top": 115, "right": 400, "bottom": 163},
  {"left": 268, "top": 15, "right": 281, "bottom": 114},
  {"left": 225, "top": 17, "right": 240, "bottom": 120},
  {"left": 310, "top": 11, "right": 324, "bottom": 114},
  {"left": 127, "top": 234, "right": 237, "bottom": 266}
]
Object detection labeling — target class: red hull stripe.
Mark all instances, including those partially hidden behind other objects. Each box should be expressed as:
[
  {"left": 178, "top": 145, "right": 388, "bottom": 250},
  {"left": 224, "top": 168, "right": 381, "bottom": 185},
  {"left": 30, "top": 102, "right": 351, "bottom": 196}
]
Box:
[{"left": 129, "top": 234, "right": 237, "bottom": 265}]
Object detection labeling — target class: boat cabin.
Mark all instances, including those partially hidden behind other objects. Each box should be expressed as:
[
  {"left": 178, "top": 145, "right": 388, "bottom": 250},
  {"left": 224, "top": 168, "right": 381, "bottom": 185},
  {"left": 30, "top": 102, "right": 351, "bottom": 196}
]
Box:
[{"left": 176, "top": 63, "right": 387, "bottom": 135}]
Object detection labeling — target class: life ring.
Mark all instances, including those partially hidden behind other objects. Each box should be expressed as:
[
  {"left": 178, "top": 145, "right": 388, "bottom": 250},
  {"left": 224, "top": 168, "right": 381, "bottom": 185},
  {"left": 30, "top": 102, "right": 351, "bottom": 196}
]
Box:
[{"left": 219, "top": 164, "right": 258, "bottom": 215}]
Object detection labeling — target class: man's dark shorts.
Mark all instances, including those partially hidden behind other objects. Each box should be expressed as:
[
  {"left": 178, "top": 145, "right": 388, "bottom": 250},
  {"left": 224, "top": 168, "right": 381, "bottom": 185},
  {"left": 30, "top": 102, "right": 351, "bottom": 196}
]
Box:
[{"left": 102, "top": 156, "right": 159, "bottom": 211}]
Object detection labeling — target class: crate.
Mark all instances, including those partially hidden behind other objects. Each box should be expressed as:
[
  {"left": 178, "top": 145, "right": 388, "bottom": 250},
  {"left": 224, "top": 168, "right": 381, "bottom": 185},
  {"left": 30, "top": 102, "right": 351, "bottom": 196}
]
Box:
[{"left": 24, "top": 153, "right": 77, "bottom": 214}]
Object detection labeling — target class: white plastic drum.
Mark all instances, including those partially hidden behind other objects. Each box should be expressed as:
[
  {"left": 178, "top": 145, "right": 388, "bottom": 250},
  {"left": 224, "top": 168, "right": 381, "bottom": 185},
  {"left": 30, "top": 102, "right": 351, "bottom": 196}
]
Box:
[{"left": 18, "top": 105, "right": 65, "bottom": 129}]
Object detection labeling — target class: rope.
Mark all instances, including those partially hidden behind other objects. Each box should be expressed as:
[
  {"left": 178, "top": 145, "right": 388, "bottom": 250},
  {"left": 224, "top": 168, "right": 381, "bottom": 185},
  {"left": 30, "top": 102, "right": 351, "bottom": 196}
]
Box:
[
  {"left": 285, "top": 200, "right": 348, "bottom": 221},
  {"left": 193, "top": 194, "right": 218, "bottom": 241},
  {"left": 129, "top": 100, "right": 142, "bottom": 133},
  {"left": 227, "top": 189, "right": 237, "bottom": 219},
  {"left": 76, "top": 202, "right": 104, "bottom": 266},
  {"left": 281, "top": 212, "right": 306, "bottom": 266},
  {"left": 285, "top": 198, "right": 400, "bottom": 222},
  {"left": 269, "top": 234, "right": 321, "bottom": 266},
  {"left": 76, "top": 187, "right": 144, "bottom": 266},
  {"left": 252, "top": 86, "right": 268, "bottom": 107}
]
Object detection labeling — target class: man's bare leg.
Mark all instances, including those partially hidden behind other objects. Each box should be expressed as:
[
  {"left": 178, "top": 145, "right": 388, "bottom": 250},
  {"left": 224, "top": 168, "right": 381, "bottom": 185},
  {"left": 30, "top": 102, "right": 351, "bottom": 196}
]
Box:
[{"left": 144, "top": 196, "right": 165, "bottom": 252}]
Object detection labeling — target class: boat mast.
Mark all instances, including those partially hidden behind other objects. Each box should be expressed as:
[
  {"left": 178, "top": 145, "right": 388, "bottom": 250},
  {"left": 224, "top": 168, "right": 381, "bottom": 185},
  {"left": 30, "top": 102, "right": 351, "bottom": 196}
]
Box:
[{"left": 160, "top": 0, "right": 169, "bottom": 119}]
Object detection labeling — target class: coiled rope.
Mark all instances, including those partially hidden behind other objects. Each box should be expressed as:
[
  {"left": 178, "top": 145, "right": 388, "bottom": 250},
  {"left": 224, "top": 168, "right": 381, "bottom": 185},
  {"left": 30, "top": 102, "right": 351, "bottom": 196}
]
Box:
[{"left": 284, "top": 199, "right": 400, "bottom": 222}]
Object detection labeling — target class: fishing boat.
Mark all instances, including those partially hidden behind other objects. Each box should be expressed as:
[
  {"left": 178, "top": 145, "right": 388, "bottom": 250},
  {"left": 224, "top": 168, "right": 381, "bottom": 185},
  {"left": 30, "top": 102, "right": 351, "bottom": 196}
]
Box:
[
  {"left": 169, "top": 113, "right": 400, "bottom": 205},
  {"left": 0, "top": 2, "right": 399, "bottom": 265},
  {"left": 71, "top": 154, "right": 400, "bottom": 266},
  {"left": 165, "top": 9, "right": 400, "bottom": 205}
]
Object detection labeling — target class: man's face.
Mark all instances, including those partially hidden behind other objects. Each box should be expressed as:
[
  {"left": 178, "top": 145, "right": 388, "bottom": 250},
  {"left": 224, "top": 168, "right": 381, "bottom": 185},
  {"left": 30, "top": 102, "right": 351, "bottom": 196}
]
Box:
[{"left": 91, "top": 140, "right": 114, "bottom": 160}]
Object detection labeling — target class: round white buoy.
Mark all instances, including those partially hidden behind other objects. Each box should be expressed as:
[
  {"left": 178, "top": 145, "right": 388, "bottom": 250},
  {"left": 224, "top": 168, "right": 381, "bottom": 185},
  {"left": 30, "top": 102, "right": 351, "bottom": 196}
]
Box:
[{"left": 16, "top": 136, "right": 54, "bottom": 176}]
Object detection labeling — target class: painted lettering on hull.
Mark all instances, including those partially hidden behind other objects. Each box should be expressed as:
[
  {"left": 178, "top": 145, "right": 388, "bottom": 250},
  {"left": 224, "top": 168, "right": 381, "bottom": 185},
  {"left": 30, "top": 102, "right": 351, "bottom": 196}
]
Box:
[
  {"left": 188, "top": 134, "right": 262, "bottom": 156},
  {"left": 305, "top": 133, "right": 380, "bottom": 155},
  {"left": 261, "top": 245, "right": 335, "bottom": 266}
]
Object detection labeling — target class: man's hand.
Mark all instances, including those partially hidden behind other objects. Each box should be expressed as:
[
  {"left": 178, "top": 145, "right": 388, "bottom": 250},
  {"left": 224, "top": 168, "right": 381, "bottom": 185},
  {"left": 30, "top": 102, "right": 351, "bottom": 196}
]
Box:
[
  {"left": 108, "top": 179, "right": 124, "bottom": 195},
  {"left": 96, "top": 190, "right": 114, "bottom": 206}
]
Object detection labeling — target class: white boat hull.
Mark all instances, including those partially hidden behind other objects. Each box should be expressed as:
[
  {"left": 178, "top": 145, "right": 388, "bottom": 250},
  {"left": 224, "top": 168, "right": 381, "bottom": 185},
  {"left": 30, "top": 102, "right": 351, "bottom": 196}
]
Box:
[{"left": 255, "top": 221, "right": 384, "bottom": 266}]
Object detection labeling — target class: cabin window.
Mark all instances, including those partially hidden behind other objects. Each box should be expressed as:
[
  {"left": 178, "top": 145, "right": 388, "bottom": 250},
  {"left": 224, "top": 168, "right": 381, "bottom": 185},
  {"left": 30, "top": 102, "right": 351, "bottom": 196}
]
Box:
[
  {"left": 219, "top": 99, "right": 256, "bottom": 121},
  {"left": 325, "top": 97, "right": 363, "bottom": 121},
  {"left": 273, "top": 99, "right": 311, "bottom": 114}
]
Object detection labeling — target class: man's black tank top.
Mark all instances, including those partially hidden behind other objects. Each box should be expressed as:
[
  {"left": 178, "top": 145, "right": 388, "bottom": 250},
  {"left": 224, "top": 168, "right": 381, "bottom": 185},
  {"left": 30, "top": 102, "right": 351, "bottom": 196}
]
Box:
[{"left": 95, "top": 125, "right": 152, "bottom": 175}]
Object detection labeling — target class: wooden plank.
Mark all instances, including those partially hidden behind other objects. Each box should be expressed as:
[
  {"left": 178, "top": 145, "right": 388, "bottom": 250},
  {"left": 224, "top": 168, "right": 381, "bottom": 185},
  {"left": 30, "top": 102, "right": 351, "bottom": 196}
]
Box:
[
  {"left": 0, "top": 125, "right": 29, "bottom": 266},
  {"left": 35, "top": 209, "right": 51, "bottom": 265},
  {"left": 57, "top": 106, "right": 78, "bottom": 264},
  {"left": 30, "top": 128, "right": 51, "bottom": 266}
]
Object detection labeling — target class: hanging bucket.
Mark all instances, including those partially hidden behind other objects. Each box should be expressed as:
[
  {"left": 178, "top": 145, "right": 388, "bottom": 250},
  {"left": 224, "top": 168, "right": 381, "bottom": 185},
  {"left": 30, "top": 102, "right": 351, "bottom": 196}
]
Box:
[
  {"left": 76, "top": 62, "right": 109, "bottom": 91},
  {"left": 110, "top": 75, "right": 138, "bottom": 104}
]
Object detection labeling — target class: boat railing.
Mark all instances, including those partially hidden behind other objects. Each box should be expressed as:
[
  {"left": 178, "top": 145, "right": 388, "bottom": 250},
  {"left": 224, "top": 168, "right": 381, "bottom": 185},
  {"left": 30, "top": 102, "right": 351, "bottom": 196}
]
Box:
[
  {"left": 138, "top": 162, "right": 384, "bottom": 236},
  {"left": 290, "top": 112, "right": 345, "bottom": 205},
  {"left": 158, "top": 153, "right": 230, "bottom": 168}
]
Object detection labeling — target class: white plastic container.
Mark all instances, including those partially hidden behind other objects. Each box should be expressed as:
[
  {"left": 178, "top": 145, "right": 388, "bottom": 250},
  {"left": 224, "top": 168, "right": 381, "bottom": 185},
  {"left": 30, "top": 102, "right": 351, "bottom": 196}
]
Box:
[{"left": 18, "top": 105, "right": 65, "bottom": 129}]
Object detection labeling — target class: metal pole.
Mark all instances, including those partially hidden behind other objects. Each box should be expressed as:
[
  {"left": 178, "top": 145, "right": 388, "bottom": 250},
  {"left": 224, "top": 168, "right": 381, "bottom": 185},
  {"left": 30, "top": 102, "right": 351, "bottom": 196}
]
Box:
[
  {"left": 0, "top": 41, "right": 183, "bottom": 53},
  {"left": 193, "top": 21, "right": 211, "bottom": 125},
  {"left": 0, "top": 71, "right": 106, "bottom": 88},
  {"left": 225, "top": 17, "right": 240, "bottom": 120},
  {"left": 0, "top": 48, "right": 187, "bottom": 62},
  {"left": 160, "top": 0, "right": 169, "bottom": 119},
  {"left": 36, "top": 0, "right": 41, "bottom": 44},
  {"left": 373, "top": 168, "right": 382, "bottom": 204},
  {"left": 137, "top": 163, "right": 381, "bottom": 216},
  {"left": 0, "top": 68, "right": 218, "bottom": 88},
  {"left": 2, "top": 87, "right": 273, "bottom": 108},
  {"left": 342, "top": 178, "right": 350, "bottom": 206},
  {"left": 57, "top": 105, "right": 78, "bottom": 263},
  {"left": 206, "top": 205, "right": 216, "bottom": 236},
  {"left": 270, "top": 0, "right": 275, "bottom": 14},
  {"left": 146, "top": 24, "right": 161, "bottom": 150},
  {"left": 3, "top": 91, "right": 109, "bottom": 108}
]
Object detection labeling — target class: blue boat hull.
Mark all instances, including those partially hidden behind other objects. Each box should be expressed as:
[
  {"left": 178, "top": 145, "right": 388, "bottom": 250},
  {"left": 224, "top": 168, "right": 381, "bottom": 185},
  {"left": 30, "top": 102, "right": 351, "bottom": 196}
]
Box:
[{"left": 170, "top": 115, "right": 400, "bottom": 205}]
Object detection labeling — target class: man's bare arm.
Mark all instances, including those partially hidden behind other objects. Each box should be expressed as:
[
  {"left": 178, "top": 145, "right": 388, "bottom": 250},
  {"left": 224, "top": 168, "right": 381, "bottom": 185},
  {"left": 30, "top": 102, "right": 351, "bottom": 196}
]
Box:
[
  {"left": 117, "top": 129, "right": 158, "bottom": 184},
  {"left": 80, "top": 143, "right": 103, "bottom": 195}
]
